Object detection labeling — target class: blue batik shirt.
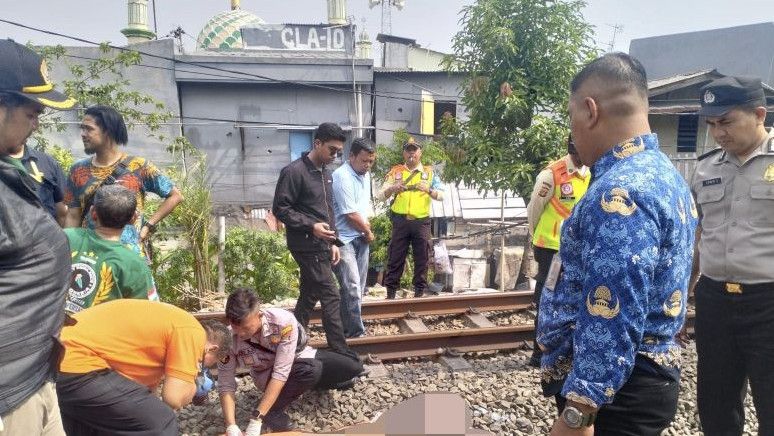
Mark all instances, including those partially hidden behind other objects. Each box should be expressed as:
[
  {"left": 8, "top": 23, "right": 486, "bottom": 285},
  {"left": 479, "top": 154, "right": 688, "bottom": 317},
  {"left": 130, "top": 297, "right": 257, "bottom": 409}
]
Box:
[{"left": 536, "top": 133, "right": 697, "bottom": 408}]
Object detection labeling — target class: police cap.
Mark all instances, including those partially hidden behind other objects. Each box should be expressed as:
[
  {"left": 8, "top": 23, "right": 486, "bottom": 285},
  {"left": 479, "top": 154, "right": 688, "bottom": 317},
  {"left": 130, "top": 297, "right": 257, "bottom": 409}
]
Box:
[{"left": 698, "top": 76, "right": 766, "bottom": 117}]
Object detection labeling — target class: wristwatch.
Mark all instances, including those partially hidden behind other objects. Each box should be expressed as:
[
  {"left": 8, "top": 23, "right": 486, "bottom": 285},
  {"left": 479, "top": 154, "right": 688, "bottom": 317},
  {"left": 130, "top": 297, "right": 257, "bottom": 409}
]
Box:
[
  {"left": 143, "top": 221, "right": 158, "bottom": 234},
  {"left": 252, "top": 411, "right": 265, "bottom": 421},
  {"left": 561, "top": 405, "right": 596, "bottom": 429}
]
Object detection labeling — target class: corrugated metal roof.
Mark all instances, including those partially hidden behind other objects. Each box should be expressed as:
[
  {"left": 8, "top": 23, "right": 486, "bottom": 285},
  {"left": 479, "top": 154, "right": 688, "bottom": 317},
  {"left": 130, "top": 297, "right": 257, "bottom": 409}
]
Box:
[
  {"left": 374, "top": 67, "right": 462, "bottom": 74},
  {"left": 430, "top": 183, "right": 526, "bottom": 220},
  {"left": 648, "top": 70, "right": 714, "bottom": 90}
]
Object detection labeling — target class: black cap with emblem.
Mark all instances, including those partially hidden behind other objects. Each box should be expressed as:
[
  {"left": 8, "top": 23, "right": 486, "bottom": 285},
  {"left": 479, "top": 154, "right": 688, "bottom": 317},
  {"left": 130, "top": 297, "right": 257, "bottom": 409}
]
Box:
[
  {"left": 0, "top": 39, "right": 76, "bottom": 110},
  {"left": 697, "top": 76, "right": 766, "bottom": 117}
]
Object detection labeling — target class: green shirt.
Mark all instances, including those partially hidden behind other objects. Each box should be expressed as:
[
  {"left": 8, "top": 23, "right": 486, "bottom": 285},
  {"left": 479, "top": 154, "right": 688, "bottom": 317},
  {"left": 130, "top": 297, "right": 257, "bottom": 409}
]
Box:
[{"left": 64, "top": 228, "right": 158, "bottom": 314}]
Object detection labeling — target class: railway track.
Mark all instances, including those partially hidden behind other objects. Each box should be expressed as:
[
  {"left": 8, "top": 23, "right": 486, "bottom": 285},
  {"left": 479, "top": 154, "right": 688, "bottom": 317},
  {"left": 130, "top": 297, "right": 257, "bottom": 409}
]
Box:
[{"left": 193, "top": 292, "right": 695, "bottom": 363}]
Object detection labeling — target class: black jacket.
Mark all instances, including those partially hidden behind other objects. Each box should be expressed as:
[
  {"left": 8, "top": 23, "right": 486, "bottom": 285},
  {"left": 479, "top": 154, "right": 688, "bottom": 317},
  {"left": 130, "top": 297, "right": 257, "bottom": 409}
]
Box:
[
  {"left": 272, "top": 153, "right": 336, "bottom": 253},
  {"left": 0, "top": 158, "right": 71, "bottom": 415}
]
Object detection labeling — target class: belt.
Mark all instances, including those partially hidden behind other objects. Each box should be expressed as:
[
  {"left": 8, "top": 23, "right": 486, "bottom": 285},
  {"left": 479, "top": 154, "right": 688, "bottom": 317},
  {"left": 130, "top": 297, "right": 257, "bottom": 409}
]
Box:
[
  {"left": 391, "top": 212, "right": 429, "bottom": 221},
  {"left": 702, "top": 277, "right": 774, "bottom": 295}
]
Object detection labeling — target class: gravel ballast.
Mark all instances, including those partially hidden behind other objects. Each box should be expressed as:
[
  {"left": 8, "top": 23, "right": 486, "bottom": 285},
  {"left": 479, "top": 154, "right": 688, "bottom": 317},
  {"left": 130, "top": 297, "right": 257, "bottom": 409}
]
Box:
[{"left": 179, "top": 341, "right": 759, "bottom": 435}]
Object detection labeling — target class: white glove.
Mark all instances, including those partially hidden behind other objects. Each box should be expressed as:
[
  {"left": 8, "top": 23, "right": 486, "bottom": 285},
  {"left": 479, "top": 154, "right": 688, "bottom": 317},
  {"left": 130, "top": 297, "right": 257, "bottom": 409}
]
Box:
[
  {"left": 225, "top": 424, "right": 243, "bottom": 436},
  {"left": 244, "top": 418, "right": 263, "bottom": 436}
]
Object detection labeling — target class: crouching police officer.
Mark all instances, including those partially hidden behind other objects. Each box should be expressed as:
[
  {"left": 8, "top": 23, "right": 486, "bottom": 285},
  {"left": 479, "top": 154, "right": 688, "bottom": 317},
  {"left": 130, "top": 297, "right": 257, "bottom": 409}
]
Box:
[{"left": 219, "top": 289, "right": 364, "bottom": 435}]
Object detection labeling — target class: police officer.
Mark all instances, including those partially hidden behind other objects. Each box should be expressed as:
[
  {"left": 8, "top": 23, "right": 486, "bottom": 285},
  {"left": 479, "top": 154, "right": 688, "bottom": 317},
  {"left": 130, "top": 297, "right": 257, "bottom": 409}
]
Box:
[
  {"left": 526, "top": 135, "right": 590, "bottom": 367},
  {"left": 690, "top": 76, "right": 774, "bottom": 435},
  {"left": 219, "top": 289, "right": 363, "bottom": 435},
  {"left": 378, "top": 138, "right": 444, "bottom": 299},
  {"left": 538, "top": 53, "right": 697, "bottom": 435},
  {"left": 8, "top": 143, "right": 67, "bottom": 225}
]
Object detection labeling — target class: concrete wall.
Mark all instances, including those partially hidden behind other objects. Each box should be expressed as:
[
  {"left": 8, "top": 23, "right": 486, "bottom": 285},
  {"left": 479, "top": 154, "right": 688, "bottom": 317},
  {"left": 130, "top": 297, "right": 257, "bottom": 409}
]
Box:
[
  {"left": 407, "top": 47, "right": 446, "bottom": 71},
  {"left": 179, "top": 82, "right": 368, "bottom": 206},
  {"left": 373, "top": 72, "right": 466, "bottom": 146},
  {"left": 630, "top": 22, "right": 774, "bottom": 84},
  {"left": 44, "top": 39, "right": 181, "bottom": 168}
]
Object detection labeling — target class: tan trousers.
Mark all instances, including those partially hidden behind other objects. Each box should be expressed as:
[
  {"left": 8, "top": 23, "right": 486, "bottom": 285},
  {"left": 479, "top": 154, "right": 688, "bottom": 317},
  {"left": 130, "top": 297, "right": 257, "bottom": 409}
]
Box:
[{"left": 0, "top": 382, "right": 64, "bottom": 436}]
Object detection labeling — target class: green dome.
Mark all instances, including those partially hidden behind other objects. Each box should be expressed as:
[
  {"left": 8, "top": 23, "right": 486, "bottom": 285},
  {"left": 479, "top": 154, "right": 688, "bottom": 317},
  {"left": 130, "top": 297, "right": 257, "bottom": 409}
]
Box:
[{"left": 196, "top": 9, "right": 264, "bottom": 51}]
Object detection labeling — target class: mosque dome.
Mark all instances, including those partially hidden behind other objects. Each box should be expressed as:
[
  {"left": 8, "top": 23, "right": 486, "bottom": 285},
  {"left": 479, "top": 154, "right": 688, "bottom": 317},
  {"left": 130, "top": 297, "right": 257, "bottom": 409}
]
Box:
[{"left": 196, "top": 8, "right": 264, "bottom": 51}]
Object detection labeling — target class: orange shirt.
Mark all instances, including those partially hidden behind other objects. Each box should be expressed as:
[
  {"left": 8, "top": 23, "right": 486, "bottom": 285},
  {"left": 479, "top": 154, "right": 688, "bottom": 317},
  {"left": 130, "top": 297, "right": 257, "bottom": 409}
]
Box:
[{"left": 59, "top": 300, "right": 205, "bottom": 388}]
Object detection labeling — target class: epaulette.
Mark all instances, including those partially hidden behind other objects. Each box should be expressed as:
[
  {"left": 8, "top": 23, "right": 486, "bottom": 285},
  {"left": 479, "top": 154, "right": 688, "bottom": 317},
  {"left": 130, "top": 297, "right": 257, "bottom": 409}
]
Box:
[{"left": 697, "top": 148, "right": 722, "bottom": 161}]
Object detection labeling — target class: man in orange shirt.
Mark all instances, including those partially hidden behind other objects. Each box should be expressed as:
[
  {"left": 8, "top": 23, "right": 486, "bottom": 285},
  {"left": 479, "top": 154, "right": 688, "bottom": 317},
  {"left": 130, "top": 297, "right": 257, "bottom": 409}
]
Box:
[{"left": 56, "top": 300, "right": 232, "bottom": 435}]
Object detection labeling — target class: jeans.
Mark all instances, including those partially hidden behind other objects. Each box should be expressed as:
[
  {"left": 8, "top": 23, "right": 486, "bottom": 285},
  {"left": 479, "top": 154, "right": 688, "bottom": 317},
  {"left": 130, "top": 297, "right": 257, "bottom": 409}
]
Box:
[
  {"left": 334, "top": 237, "right": 369, "bottom": 337},
  {"left": 532, "top": 245, "right": 557, "bottom": 361},
  {"left": 695, "top": 276, "right": 774, "bottom": 436}
]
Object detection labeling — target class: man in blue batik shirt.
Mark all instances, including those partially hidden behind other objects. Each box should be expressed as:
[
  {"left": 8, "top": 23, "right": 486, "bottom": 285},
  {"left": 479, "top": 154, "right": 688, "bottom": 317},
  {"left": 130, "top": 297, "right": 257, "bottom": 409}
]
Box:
[
  {"left": 332, "top": 138, "right": 376, "bottom": 338},
  {"left": 537, "top": 53, "right": 697, "bottom": 436}
]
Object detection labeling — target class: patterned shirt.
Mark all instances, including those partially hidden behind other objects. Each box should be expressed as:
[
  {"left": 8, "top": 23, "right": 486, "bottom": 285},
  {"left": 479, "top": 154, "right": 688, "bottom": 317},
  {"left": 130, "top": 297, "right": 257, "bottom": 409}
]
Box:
[
  {"left": 537, "top": 134, "right": 697, "bottom": 408},
  {"left": 64, "top": 153, "right": 175, "bottom": 255}
]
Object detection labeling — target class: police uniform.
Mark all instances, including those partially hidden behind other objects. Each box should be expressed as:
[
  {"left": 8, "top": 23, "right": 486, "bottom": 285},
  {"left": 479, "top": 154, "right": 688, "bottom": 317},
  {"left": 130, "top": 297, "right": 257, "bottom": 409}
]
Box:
[
  {"left": 526, "top": 152, "right": 590, "bottom": 365},
  {"left": 690, "top": 76, "right": 774, "bottom": 434},
  {"left": 218, "top": 308, "right": 362, "bottom": 431},
  {"left": 537, "top": 133, "right": 697, "bottom": 434},
  {"left": 378, "top": 142, "right": 444, "bottom": 299},
  {"left": 17, "top": 145, "right": 66, "bottom": 220}
]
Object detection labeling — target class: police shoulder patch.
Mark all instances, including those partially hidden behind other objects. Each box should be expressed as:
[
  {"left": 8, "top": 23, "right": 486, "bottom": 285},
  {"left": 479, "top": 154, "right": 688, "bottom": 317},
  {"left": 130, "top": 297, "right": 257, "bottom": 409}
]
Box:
[
  {"left": 280, "top": 325, "right": 293, "bottom": 338},
  {"left": 697, "top": 148, "right": 722, "bottom": 161}
]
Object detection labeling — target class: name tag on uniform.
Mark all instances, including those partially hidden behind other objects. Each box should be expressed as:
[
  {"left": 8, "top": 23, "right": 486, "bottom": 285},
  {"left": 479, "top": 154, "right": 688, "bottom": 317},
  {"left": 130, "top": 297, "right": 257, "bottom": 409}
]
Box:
[
  {"left": 702, "top": 178, "right": 722, "bottom": 187},
  {"left": 543, "top": 253, "right": 562, "bottom": 292}
]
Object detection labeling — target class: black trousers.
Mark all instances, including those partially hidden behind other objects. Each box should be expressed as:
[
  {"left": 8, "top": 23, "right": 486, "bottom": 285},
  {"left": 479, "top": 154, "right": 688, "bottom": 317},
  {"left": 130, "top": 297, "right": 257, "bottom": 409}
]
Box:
[
  {"left": 695, "top": 276, "right": 774, "bottom": 436},
  {"left": 314, "top": 349, "right": 364, "bottom": 390},
  {"left": 56, "top": 370, "right": 177, "bottom": 436},
  {"left": 291, "top": 250, "right": 357, "bottom": 360},
  {"left": 256, "top": 358, "right": 321, "bottom": 431},
  {"left": 383, "top": 215, "right": 431, "bottom": 297},
  {"left": 555, "top": 367, "right": 679, "bottom": 436},
  {"left": 532, "top": 245, "right": 557, "bottom": 360}
]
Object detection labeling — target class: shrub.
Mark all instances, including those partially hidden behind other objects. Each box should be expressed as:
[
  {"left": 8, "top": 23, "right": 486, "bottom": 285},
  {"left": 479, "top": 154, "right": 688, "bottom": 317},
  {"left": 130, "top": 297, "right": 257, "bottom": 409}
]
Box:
[{"left": 220, "top": 227, "right": 299, "bottom": 303}]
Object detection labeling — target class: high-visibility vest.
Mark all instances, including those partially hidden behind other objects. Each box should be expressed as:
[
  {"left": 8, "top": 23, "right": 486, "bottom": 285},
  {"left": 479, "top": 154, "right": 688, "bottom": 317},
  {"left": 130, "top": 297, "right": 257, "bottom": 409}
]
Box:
[
  {"left": 389, "top": 164, "right": 434, "bottom": 219},
  {"left": 532, "top": 158, "right": 590, "bottom": 250}
]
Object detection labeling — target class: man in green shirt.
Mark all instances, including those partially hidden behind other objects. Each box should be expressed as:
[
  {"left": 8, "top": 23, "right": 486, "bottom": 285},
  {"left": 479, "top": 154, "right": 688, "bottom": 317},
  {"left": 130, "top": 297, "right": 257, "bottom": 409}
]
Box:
[{"left": 64, "top": 184, "right": 158, "bottom": 313}]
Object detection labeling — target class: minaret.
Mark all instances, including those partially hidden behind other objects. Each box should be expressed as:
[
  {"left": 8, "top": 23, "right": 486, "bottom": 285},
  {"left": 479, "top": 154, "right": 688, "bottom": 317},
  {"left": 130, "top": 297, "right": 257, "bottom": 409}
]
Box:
[
  {"left": 356, "top": 29, "right": 372, "bottom": 59},
  {"left": 231, "top": 0, "right": 240, "bottom": 10},
  {"left": 327, "top": 0, "right": 347, "bottom": 26},
  {"left": 121, "top": 0, "right": 156, "bottom": 45}
]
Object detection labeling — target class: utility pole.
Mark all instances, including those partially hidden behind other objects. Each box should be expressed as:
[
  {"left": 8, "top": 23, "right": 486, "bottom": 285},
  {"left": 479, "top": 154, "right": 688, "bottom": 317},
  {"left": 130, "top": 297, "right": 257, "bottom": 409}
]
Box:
[
  {"left": 606, "top": 24, "right": 624, "bottom": 52},
  {"left": 167, "top": 26, "right": 186, "bottom": 53},
  {"left": 369, "top": 0, "right": 406, "bottom": 35}
]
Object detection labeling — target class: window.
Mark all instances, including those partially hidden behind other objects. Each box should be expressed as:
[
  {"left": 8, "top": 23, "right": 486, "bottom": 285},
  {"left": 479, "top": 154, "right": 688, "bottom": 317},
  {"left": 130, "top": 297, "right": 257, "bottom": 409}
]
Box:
[
  {"left": 434, "top": 101, "right": 457, "bottom": 135},
  {"left": 677, "top": 115, "right": 698, "bottom": 153},
  {"left": 289, "top": 131, "right": 313, "bottom": 161}
]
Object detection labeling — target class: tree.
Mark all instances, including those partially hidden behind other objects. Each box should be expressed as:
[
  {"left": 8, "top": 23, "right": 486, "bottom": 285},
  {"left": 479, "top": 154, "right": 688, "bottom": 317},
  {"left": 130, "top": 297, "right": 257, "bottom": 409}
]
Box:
[
  {"left": 441, "top": 0, "right": 597, "bottom": 199},
  {"left": 31, "top": 44, "right": 175, "bottom": 170}
]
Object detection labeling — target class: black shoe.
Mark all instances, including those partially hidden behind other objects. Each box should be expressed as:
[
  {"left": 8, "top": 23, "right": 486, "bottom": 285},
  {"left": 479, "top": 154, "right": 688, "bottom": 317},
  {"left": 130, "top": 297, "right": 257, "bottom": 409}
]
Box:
[
  {"left": 386, "top": 289, "right": 396, "bottom": 299},
  {"left": 528, "top": 355, "right": 541, "bottom": 368},
  {"left": 332, "top": 376, "right": 358, "bottom": 390},
  {"left": 264, "top": 410, "right": 292, "bottom": 432},
  {"left": 413, "top": 291, "right": 424, "bottom": 298}
]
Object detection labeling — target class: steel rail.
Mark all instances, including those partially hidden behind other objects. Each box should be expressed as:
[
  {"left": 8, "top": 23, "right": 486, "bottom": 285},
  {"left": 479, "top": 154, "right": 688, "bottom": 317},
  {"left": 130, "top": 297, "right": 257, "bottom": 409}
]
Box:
[
  {"left": 192, "top": 291, "right": 534, "bottom": 324},
  {"left": 317, "top": 311, "right": 697, "bottom": 361},
  {"left": 313, "top": 324, "right": 534, "bottom": 361}
]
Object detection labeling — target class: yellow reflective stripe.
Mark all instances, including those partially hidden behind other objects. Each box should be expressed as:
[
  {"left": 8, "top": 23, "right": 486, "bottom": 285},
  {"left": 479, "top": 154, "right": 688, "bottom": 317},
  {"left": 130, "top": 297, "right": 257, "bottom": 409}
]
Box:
[
  {"left": 35, "top": 96, "right": 76, "bottom": 110},
  {"left": 22, "top": 83, "right": 54, "bottom": 93}
]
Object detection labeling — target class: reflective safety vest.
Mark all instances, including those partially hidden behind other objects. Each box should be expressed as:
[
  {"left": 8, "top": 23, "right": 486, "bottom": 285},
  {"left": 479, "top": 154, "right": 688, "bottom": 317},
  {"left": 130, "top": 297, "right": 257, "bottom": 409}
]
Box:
[
  {"left": 532, "top": 159, "right": 590, "bottom": 250},
  {"left": 389, "top": 164, "right": 434, "bottom": 219}
]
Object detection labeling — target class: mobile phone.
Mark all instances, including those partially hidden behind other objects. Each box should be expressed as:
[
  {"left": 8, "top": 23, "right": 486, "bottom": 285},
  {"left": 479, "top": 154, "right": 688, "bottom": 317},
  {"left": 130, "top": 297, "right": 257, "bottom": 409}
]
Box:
[{"left": 333, "top": 238, "right": 345, "bottom": 247}]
